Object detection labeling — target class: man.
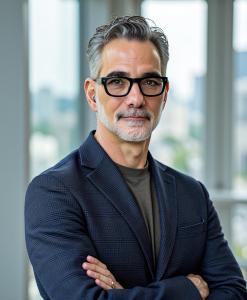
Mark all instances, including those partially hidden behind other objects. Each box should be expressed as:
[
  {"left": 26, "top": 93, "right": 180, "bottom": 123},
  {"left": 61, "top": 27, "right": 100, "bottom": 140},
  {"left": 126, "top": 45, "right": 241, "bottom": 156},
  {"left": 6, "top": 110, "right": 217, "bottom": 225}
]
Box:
[{"left": 25, "top": 16, "right": 247, "bottom": 299}]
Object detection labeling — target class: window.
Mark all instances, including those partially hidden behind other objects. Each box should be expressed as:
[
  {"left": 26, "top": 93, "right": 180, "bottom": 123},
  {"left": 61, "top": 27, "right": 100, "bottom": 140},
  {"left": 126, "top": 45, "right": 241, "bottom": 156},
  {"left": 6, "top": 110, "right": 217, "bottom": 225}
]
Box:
[
  {"left": 28, "top": 0, "right": 80, "bottom": 298},
  {"left": 234, "top": 0, "right": 247, "bottom": 191},
  {"left": 232, "top": 204, "right": 247, "bottom": 278},
  {"left": 29, "top": 0, "right": 80, "bottom": 178},
  {"left": 142, "top": 0, "right": 207, "bottom": 180},
  {"left": 233, "top": 0, "right": 247, "bottom": 277}
]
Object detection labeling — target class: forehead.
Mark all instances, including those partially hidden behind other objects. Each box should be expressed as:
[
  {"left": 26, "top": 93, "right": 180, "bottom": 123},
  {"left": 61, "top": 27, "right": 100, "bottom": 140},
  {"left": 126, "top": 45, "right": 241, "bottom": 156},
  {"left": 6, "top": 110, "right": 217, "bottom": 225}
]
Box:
[{"left": 100, "top": 38, "right": 162, "bottom": 76}]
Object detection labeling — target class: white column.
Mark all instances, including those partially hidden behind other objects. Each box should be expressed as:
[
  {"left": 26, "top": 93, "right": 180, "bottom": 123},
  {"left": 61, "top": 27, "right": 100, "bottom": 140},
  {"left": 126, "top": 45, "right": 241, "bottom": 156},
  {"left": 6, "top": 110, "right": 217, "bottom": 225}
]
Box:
[
  {"left": 206, "top": 0, "right": 234, "bottom": 246},
  {"left": 0, "top": 0, "right": 29, "bottom": 299},
  {"left": 205, "top": 0, "right": 234, "bottom": 190}
]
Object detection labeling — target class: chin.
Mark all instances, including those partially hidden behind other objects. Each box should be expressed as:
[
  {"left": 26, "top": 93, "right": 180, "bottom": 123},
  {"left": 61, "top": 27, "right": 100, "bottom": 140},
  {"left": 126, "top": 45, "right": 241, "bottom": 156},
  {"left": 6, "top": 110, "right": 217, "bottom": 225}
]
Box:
[{"left": 116, "top": 127, "right": 152, "bottom": 142}]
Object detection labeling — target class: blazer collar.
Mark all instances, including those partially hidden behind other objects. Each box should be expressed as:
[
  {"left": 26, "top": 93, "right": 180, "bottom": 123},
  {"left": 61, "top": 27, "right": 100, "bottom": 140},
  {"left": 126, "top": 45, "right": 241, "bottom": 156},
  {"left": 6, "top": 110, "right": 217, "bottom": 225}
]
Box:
[
  {"left": 149, "top": 156, "right": 178, "bottom": 280},
  {"left": 79, "top": 131, "right": 106, "bottom": 169}
]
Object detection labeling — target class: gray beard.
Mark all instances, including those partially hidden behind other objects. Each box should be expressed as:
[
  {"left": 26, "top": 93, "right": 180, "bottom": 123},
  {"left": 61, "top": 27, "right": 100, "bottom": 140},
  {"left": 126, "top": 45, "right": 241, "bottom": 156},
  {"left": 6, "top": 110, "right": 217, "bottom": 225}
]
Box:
[{"left": 95, "top": 96, "right": 163, "bottom": 142}]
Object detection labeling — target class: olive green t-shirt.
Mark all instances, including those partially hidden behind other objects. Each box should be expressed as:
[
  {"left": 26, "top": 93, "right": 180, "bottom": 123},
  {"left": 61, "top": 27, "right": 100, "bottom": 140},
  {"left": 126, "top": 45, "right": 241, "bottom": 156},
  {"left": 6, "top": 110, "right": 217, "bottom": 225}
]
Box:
[{"left": 117, "top": 163, "right": 160, "bottom": 266}]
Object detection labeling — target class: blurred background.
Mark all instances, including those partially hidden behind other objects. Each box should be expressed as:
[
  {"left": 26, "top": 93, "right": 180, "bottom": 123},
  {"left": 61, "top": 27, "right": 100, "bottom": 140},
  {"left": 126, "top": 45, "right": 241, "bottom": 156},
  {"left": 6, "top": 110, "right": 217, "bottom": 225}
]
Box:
[{"left": 0, "top": 0, "right": 247, "bottom": 299}]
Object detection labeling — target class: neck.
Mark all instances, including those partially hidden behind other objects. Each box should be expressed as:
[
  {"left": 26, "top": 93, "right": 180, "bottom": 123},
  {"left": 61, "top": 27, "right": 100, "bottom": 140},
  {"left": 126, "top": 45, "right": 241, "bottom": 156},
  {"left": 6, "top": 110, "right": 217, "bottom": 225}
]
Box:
[{"left": 94, "top": 126, "right": 150, "bottom": 169}]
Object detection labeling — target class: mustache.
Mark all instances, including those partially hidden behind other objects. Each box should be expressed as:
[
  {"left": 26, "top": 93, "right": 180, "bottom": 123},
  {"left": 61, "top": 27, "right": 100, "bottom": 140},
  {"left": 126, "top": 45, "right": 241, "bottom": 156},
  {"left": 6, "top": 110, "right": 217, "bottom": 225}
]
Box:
[{"left": 116, "top": 109, "right": 152, "bottom": 120}]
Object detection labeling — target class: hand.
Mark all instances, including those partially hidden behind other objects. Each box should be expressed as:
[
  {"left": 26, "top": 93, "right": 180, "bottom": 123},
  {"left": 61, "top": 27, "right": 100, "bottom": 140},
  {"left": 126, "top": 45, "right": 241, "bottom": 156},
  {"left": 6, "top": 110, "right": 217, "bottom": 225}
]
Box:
[
  {"left": 186, "top": 274, "right": 209, "bottom": 299},
  {"left": 82, "top": 255, "right": 123, "bottom": 290}
]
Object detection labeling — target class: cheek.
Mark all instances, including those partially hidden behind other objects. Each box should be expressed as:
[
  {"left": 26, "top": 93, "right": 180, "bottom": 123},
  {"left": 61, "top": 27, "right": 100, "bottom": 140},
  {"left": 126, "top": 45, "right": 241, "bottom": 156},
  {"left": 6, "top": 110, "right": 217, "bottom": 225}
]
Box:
[
  {"left": 98, "top": 94, "right": 121, "bottom": 119},
  {"left": 148, "top": 101, "right": 164, "bottom": 118}
]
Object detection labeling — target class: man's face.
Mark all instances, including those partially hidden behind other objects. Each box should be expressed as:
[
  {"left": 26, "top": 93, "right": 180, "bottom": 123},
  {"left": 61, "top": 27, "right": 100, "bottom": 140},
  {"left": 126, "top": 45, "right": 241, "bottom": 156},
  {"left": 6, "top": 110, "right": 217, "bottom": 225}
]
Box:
[{"left": 89, "top": 38, "right": 168, "bottom": 142}]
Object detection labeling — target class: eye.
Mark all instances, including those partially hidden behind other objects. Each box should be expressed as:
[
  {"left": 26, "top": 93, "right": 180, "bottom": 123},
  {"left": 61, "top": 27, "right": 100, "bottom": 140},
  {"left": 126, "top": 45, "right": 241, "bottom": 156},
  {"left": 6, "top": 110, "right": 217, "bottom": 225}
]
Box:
[
  {"left": 142, "top": 78, "right": 162, "bottom": 86},
  {"left": 107, "top": 77, "right": 124, "bottom": 86}
]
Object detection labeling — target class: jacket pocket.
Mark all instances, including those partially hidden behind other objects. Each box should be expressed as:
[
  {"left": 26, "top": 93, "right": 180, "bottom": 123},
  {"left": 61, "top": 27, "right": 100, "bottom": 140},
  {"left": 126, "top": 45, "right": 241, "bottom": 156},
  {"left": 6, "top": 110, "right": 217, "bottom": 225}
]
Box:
[{"left": 177, "top": 218, "right": 206, "bottom": 238}]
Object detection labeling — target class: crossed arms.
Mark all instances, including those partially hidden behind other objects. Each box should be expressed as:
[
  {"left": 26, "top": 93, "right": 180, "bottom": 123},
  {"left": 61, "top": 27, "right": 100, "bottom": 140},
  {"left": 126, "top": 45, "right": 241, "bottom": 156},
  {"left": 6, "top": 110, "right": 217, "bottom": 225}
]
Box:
[
  {"left": 25, "top": 174, "right": 247, "bottom": 300},
  {"left": 82, "top": 255, "right": 209, "bottom": 299}
]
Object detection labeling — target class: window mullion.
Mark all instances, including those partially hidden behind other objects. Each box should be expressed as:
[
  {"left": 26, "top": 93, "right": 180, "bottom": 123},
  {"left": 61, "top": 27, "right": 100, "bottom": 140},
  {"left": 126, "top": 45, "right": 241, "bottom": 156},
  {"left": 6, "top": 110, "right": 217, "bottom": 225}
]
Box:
[{"left": 205, "top": 0, "right": 234, "bottom": 190}]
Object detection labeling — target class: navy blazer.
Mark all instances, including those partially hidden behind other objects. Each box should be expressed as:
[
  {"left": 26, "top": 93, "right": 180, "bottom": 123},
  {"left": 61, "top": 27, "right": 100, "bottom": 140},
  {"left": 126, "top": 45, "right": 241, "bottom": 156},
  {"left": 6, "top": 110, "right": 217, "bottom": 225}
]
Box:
[{"left": 25, "top": 131, "right": 247, "bottom": 299}]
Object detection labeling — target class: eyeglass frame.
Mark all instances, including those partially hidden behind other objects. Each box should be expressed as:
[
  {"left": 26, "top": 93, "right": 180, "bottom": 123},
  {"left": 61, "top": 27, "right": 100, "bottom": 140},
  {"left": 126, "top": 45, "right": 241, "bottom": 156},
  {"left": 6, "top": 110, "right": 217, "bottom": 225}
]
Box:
[{"left": 94, "top": 76, "right": 169, "bottom": 97}]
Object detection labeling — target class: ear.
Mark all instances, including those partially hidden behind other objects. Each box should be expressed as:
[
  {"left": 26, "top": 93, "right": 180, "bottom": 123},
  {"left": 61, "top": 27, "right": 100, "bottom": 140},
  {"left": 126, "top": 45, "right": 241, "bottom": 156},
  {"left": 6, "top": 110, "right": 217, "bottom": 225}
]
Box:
[
  {"left": 163, "top": 82, "right": 169, "bottom": 104},
  {"left": 84, "top": 78, "right": 97, "bottom": 112}
]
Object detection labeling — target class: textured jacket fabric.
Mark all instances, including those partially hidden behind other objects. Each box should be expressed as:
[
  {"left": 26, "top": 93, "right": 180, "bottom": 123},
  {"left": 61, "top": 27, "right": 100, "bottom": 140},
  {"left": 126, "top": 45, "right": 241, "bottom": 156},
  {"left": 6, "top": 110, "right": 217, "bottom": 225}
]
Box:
[{"left": 25, "top": 131, "right": 247, "bottom": 299}]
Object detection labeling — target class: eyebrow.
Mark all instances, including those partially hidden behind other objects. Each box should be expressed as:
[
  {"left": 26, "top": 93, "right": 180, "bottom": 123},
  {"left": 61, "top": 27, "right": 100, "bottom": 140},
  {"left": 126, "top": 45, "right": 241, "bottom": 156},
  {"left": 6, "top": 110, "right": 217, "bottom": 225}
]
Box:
[
  {"left": 142, "top": 71, "right": 162, "bottom": 77},
  {"left": 105, "top": 71, "right": 129, "bottom": 77},
  {"left": 105, "top": 71, "right": 162, "bottom": 78}
]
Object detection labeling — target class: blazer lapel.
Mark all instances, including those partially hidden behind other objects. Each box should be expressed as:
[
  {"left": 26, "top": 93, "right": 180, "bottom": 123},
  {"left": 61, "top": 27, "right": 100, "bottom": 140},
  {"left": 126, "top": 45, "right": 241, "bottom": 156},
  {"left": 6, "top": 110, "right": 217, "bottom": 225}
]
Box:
[
  {"left": 79, "top": 132, "right": 155, "bottom": 277},
  {"left": 149, "top": 156, "right": 178, "bottom": 280}
]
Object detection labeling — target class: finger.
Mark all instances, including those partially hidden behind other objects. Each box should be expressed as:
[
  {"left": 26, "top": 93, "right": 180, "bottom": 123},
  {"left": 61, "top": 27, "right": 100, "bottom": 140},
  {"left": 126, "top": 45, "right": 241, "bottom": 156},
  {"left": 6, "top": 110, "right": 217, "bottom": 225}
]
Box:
[
  {"left": 202, "top": 285, "right": 209, "bottom": 297},
  {"left": 188, "top": 274, "right": 206, "bottom": 286},
  {"left": 87, "top": 256, "right": 107, "bottom": 269},
  {"left": 194, "top": 274, "right": 204, "bottom": 281},
  {"left": 95, "top": 278, "right": 112, "bottom": 290},
  {"left": 196, "top": 276, "right": 208, "bottom": 288},
  {"left": 87, "top": 270, "right": 123, "bottom": 289},
  {"left": 82, "top": 262, "right": 112, "bottom": 277},
  {"left": 190, "top": 276, "right": 209, "bottom": 299},
  {"left": 86, "top": 269, "right": 114, "bottom": 287}
]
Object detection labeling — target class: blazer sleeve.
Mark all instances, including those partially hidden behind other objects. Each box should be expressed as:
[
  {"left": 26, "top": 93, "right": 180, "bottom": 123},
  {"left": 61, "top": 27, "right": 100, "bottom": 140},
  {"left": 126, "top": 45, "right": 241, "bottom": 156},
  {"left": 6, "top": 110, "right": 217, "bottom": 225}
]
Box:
[
  {"left": 25, "top": 173, "right": 202, "bottom": 300},
  {"left": 199, "top": 182, "right": 247, "bottom": 299}
]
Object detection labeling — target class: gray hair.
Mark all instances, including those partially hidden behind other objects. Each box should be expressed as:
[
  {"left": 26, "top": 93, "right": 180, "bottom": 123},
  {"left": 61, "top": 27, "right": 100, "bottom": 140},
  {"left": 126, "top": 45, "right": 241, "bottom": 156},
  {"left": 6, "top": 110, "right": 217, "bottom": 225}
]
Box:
[{"left": 87, "top": 16, "right": 169, "bottom": 79}]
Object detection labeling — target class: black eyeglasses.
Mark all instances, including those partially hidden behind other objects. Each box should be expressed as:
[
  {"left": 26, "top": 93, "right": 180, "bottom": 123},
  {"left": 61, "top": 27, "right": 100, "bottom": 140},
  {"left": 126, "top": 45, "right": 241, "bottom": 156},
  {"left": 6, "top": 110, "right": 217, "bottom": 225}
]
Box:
[{"left": 95, "top": 76, "right": 168, "bottom": 97}]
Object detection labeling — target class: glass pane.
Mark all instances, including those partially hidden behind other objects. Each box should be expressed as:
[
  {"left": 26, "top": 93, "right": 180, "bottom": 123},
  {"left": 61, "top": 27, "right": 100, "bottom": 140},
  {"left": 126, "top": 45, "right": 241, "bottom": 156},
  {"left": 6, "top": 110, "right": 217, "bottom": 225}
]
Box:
[
  {"left": 28, "top": 0, "right": 80, "bottom": 299},
  {"left": 141, "top": 0, "right": 207, "bottom": 180},
  {"left": 234, "top": 0, "right": 247, "bottom": 191},
  {"left": 232, "top": 204, "right": 247, "bottom": 277},
  {"left": 29, "top": 0, "right": 80, "bottom": 178}
]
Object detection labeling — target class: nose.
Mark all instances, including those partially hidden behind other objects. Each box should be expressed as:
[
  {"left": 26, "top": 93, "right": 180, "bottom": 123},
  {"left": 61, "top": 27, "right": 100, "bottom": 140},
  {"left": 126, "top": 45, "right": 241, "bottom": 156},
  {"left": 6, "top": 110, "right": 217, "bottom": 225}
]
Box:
[{"left": 125, "top": 82, "right": 145, "bottom": 108}]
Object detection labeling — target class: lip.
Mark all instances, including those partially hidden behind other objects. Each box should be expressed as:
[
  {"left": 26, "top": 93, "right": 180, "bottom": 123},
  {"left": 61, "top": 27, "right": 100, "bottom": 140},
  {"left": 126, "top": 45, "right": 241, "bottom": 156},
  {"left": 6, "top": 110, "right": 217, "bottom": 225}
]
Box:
[
  {"left": 122, "top": 116, "right": 148, "bottom": 120},
  {"left": 121, "top": 117, "right": 147, "bottom": 123},
  {"left": 123, "top": 116, "right": 146, "bottom": 119}
]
